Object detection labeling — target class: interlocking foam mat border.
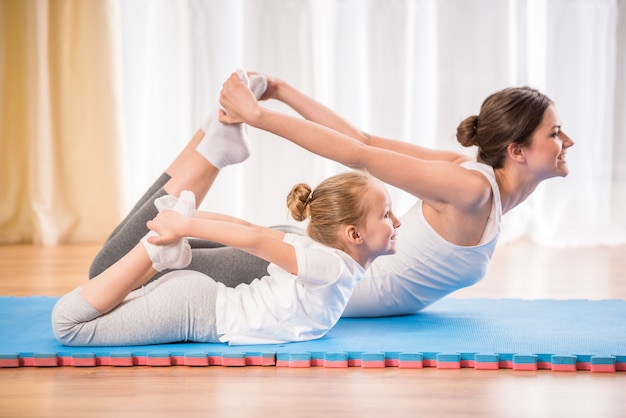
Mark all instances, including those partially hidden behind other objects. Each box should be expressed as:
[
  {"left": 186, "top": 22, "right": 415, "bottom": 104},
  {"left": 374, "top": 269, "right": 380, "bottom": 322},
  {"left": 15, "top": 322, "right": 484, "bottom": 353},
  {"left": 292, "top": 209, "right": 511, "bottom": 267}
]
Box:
[{"left": 1, "top": 297, "right": 625, "bottom": 372}]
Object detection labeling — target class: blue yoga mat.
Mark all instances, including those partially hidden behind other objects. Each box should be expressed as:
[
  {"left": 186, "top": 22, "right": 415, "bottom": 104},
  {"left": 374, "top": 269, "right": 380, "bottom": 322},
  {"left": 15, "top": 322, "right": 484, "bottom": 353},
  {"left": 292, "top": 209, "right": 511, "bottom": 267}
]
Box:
[{"left": 1, "top": 296, "right": 625, "bottom": 371}]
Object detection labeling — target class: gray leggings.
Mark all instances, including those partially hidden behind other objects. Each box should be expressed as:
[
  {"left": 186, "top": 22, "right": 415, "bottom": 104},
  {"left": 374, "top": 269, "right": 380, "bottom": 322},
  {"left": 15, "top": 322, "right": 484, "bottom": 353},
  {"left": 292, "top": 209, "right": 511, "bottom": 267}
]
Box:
[
  {"left": 52, "top": 271, "right": 220, "bottom": 346},
  {"left": 89, "top": 173, "right": 304, "bottom": 286}
]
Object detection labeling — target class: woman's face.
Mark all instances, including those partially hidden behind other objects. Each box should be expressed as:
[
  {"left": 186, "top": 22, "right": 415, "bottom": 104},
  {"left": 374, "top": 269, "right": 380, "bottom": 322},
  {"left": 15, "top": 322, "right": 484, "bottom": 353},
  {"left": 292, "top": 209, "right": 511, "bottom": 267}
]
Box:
[{"left": 523, "top": 105, "right": 575, "bottom": 180}]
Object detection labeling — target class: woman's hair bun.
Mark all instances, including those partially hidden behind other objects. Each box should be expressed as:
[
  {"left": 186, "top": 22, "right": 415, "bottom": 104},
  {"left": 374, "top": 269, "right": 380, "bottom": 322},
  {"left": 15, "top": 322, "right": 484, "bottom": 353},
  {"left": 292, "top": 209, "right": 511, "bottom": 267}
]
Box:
[{"left": 456, "top": 115, "right": 479, "bottom": 147}]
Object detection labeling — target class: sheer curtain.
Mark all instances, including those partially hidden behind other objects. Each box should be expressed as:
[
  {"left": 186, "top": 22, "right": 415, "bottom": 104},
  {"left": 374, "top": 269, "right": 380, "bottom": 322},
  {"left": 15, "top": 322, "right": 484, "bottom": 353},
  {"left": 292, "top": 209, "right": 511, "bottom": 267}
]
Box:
[
  {"left": 2, "top": 0, "right": 623, "bottom": 246},
  {"left": 117, "top": 0, "right": 625, "bottom": 247}
]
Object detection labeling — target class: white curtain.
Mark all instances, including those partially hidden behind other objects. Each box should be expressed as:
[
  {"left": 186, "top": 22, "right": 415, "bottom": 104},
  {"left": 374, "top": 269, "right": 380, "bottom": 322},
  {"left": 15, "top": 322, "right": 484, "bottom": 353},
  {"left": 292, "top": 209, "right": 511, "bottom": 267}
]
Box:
[{"left": 115, "top": 0, "right": 626, "bottom": 247}]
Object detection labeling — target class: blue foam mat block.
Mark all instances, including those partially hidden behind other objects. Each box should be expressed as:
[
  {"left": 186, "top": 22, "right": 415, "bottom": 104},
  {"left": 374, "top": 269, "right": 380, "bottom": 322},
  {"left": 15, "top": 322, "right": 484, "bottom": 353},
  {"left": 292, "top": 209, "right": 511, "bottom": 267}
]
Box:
[{"left": 1, "top": 296, "right": 625, "bottom": 368}]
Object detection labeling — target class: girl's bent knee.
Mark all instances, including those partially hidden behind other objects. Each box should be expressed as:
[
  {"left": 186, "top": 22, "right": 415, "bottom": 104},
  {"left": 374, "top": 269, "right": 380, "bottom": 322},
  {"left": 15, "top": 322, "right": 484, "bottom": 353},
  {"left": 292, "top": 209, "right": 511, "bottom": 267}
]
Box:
[
  {"left": 51, "top": 298, "right": 77, "bottom": 345},
  {"left": 50, "top": 289, "right": 102, "bottom": 346}
]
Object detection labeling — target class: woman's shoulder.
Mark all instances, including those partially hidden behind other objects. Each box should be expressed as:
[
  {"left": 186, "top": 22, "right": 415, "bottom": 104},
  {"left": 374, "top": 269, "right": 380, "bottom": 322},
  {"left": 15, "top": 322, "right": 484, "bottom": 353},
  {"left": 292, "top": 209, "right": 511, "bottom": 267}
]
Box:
[
  {"left": 460, "top": 161, "right": 497, "bottom": 191},
  {"left": 459, "top": 161, "right": 502, "bottom": 218},
  {"left": 461, "top": 159, "right": 492, "bottom": 172}
]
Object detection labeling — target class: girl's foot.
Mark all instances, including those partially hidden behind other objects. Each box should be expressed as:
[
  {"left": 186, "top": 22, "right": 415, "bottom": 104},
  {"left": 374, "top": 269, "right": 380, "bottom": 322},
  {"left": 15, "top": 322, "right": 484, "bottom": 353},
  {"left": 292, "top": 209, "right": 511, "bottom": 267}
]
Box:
[{"left": 141, "top": 191, "right": 196, "bottom": 272}]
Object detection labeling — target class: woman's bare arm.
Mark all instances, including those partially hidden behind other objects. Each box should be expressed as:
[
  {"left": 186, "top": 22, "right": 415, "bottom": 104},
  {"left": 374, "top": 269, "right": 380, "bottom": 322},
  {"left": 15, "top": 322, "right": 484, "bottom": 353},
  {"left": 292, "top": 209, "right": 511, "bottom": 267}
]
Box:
[
  {"left": 220, "top": 74, "right": 488, "bottom": 211},
  {"left": 264, "top": 76, "right": 470, "bottom": 164}
]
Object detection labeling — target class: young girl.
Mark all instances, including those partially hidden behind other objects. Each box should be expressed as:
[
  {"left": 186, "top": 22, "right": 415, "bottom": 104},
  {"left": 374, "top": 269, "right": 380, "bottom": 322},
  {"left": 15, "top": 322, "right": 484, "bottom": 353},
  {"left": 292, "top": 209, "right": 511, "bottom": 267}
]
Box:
[
  {"left": 217, "top": 71, "right": 575, "bottom": 317},
  {"left": 52, "top": 170, "right": 400, "bottom": 346}
]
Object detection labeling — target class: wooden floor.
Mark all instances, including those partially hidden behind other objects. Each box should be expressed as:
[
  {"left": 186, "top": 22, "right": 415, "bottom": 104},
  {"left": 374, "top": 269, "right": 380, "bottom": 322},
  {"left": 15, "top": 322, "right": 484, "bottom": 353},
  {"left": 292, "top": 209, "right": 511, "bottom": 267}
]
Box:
[{"left": 1, "top": 241, "right": 625, "bottom": 418}]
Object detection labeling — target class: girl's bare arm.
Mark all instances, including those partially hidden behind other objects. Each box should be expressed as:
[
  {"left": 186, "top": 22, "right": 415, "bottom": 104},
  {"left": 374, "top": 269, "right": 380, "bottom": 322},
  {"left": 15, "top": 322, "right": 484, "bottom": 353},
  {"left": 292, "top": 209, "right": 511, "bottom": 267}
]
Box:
[{"left": 148, "top": 211, "right": 297, "bottom": 275}]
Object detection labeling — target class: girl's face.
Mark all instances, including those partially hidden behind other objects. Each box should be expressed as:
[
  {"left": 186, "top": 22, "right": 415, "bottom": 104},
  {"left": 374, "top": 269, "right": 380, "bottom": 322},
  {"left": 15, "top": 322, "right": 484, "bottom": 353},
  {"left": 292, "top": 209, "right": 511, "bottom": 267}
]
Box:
[
  {"left": 358, "top": 181, "right": 400, "bottom": 260},
  {"left": 524, "top": 105, "right": 575, "bottom": 180}
]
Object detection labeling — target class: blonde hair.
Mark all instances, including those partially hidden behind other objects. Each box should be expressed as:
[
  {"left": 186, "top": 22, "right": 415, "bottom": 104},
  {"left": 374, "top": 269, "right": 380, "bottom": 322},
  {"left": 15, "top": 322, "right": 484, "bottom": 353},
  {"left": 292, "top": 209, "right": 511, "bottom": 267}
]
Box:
[{"left": 286, "top": 171, "right": 374, "bottom": 248}]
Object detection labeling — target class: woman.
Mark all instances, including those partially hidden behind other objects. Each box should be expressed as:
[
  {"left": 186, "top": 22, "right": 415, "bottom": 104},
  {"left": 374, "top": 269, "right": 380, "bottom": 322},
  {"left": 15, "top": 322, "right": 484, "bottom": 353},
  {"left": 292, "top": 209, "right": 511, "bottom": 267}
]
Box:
[
  {"left": 217, "top": 71, "right": 574, "bottom": 317},
  {"left": 52, "top": 170, "right": 401, "bottom": 346}
]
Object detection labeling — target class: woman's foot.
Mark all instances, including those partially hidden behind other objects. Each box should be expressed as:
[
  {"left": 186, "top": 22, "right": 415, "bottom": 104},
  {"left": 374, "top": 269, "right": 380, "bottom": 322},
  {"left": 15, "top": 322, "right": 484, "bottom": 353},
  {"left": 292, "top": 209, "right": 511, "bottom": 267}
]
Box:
[{"left": 195, "top": 71, "right": 267, "bottom": 169}]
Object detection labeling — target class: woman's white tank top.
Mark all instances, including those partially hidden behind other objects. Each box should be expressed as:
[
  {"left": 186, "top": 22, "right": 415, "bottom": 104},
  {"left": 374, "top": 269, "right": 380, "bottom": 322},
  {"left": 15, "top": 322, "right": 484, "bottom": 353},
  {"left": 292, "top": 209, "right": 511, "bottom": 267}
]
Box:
[{"left": 342, "top": 161, "right": 502, "bottom": 317}]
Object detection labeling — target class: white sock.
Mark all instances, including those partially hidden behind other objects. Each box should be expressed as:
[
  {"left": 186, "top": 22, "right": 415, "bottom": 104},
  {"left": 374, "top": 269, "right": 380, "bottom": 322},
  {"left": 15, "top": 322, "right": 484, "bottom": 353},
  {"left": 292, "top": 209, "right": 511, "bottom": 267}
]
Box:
[
  {"left": 196, "top": 70, "right": 267, "bottom": 169},
  {"left": 248, "top": 73, "right": 268, "bottom": 99},
  {"left": 154, "top": 190, "right": 195, "bottom": 218},
  {"left": 141, "top": 191, "right": 196, "bottom": 272}
]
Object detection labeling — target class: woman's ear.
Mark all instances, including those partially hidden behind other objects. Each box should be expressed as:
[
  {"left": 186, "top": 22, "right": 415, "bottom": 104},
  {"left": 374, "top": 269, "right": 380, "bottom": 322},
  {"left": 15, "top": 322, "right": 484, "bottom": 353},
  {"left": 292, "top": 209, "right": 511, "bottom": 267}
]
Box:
[{"left": 507, "top": 142, "right": 526, "bottom": 163}]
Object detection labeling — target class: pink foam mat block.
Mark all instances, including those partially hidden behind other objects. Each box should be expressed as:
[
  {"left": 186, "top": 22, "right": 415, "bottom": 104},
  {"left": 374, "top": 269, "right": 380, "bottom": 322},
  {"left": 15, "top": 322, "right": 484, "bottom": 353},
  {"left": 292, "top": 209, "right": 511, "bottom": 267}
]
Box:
[
  {"left": 590, "top": 356, "right": 616, "bottom": 373},
  {"left": 171, "top": 356, "right": 185, "bottom": 366},
  {"left": 147, "top": 356, "right": 171, "bottom": 367},
  {"left": 280, "top": 353, "right": 310, "bottom": 368},
  {"left": 361, "top": 361, "right": 385, "bottom": 368},
  {"left": 419, "top": 352, "right": 438, "bottom": 368},
  {"left": 33, "top": 354, "right": 58, "bottom": 367},
  {"left": 360, "top": 353, "right": 386, "bottom": 368},
  {"left": 437, "top": 362, "right": 461, "bottom": 369},
  {"left": 437, "top": 354, "right": 461, "bottom": 369},
  {"left": 399, "top": 361, "right": 423, "bottom": 369},
  {"left": 324, "top": 360, "right": 348, "bottom": 368},
  {"left": 288, "top": 361, "right": 311, "bottom": 368},
  {"left": 475, "top": 362, "right": 499, "bottom": 370},
  {"left": 71, "top": 354, "right": 97, "bottom": 367},
  {"left": 96, "top": 357, "right": 111, "bottom": 366},
  {"left": 221, "top": 354, "right": 246, "bottom": 367},
  {"left": 183, "top": 353, "right": 209, "bottom": 367},
  {"left": 133, "top": 356, "right": 148, "bottom": 366},
  {"left": 207, "top": 354, "right": 223, "bottom": 366},
  {"left": 398, "top": 353, "right": 423, "bottom": 369},
  {"left": 590, "top": 364, "right": 616, "bottom": 373},
  {"left": 347, "top": 352, "right": 362, "bottom": 367},
  {"left": 57, "top": 356, "right": 73, "bottom": 366},
  {"left": 184, "top": 357, "right": 209, "bottom": 366},
  {"left": 244, "top": 353, "right": 275, "bottom": 366},
  {"left": 323, "top": 353, "right": 348, "bottom": 368},
  {"left": 512, "top": 363, "right": 538, "bottom": 371},
  {"left": 512, "top": 355, "right": 538, "bottom": 371},
  {"left": 384, "top": 352, "right": 400, "bottom": 367},
  {"left": 0, "top": 356, "right": 19, "bottom": 368},
  {"left": 551, "top": 364, "right": 577, "bottom": 372},
  {"left": 110, "top": 357, "right": 134, "bottom": 367}
]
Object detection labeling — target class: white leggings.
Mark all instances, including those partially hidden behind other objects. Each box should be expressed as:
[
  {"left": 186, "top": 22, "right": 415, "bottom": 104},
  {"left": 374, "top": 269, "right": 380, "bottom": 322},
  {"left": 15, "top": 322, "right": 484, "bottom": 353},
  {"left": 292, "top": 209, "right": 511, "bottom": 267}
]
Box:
[{"left": 51, "top": 271, "right": 220, "bottom": 346}]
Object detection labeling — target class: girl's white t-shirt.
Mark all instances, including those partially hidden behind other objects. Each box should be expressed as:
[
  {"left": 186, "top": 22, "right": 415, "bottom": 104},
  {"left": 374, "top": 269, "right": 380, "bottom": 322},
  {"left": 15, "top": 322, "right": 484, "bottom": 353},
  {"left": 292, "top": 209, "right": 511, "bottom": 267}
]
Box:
[{"left": 215, "top": 233, "right": 364, "bottom": 345}]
